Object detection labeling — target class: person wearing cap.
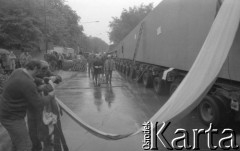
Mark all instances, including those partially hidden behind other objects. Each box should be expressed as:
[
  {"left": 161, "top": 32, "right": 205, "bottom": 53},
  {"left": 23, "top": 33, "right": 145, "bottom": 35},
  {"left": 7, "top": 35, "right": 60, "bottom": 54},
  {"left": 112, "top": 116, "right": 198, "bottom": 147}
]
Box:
[
  {"left": 0, "top": 60, "right": 55, "bottom": 151},
  {"left": 104, "top": 55, "right": 115, "bottom": 85},
  {"left": 9, "top": 51, "right": 16, "bottom": 71},
  {"left": 92, "top": 55, "right": 103, "bottom": 86}
]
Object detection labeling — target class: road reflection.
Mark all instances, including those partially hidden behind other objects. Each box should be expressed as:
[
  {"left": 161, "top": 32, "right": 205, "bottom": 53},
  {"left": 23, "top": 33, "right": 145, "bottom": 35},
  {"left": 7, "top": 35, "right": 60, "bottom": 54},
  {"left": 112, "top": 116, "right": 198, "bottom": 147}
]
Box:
[
  {"left": 93, "top": 87, "right": 103, "bottom": 112},
  {"left": 104, "top": 86, "right": 115, "bottom": 108}
]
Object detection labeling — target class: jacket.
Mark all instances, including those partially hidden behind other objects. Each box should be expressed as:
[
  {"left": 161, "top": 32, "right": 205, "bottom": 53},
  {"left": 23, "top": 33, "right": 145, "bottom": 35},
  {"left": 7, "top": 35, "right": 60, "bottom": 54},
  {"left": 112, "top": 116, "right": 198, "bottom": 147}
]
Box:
[{"left": 0, "top": 68, "right": 52, "bottom": 120}]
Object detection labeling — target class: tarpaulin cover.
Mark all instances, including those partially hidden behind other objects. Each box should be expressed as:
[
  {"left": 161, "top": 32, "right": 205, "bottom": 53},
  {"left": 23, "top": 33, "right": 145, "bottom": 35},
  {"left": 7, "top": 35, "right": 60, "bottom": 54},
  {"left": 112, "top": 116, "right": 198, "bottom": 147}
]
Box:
[
  {"left": 57, "top": 0, "right": 240, "bottom": 140},
  {"left": 144, "top": 0, "right": 240, "bottom": 128}
]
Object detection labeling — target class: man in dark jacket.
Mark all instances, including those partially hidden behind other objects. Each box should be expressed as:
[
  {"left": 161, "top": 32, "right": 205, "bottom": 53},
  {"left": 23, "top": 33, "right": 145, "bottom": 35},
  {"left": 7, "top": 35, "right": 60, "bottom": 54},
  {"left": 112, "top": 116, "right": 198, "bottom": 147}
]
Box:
[
  {"left": 27, "top": 60, "right": 56, "bottom": 151},
  {"left": 104, "top": 55, "right": 115, "bottom": 85},
  {"left": 92, "top": 55, "right": 103, "bottom": 86},
  {"left": 0, "top": 60, "right": 54, "bottom": 151},
  {"left": 27, "top": 60, "right": 66, "bottom": 151}
]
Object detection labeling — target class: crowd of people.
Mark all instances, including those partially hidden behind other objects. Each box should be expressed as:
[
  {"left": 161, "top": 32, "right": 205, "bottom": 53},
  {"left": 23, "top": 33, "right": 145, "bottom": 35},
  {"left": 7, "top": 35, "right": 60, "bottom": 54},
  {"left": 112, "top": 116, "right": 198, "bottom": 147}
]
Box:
[
  {"left": 0, "top": 51, "right": 33, "bottom": 91},
  {"left": 88, "top": 53, "right": 115, "bottom": 86},
  {"left": 0, "top": 59, "right": 68, "bottom": 151},
  {"left": 44, "top": 51, "right": 87, "bottom": 72},
  {"left": 44, "top": 51, "right": 64, "bottom": 71},
  {"left": 0, "top": 50, "right": 116, "bottom": 151},
  {"left": 0, "top": 51, "right": 32, "bottom": 74}
]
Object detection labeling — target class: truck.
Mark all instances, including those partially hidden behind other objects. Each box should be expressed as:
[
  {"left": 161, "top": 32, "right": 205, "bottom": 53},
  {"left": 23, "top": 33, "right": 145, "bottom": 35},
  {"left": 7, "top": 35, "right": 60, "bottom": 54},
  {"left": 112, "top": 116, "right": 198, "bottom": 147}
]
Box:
[{"left": 113, "top": 0, "right": 240, "bottom": 127}]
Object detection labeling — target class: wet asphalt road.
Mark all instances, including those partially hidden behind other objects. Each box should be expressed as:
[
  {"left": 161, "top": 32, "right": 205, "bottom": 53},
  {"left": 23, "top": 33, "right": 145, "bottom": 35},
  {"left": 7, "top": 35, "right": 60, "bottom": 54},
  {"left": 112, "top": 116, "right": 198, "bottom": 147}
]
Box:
[
  {"left": 0, "top": 70, "right": 239, "bottom": 151},
  {"left": 56, "top": 71, "right": 240, "bottom": 151}
]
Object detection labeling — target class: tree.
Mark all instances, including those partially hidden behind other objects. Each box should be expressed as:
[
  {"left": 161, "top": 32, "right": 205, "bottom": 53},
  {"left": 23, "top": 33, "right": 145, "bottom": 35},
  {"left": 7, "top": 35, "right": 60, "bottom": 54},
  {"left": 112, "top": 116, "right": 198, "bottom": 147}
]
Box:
[
  {"left": 0, "top": 0, "right": 84, "bottom": 52},
  {"left": 86, "top": 37, "right": 108, "bottom": 53},
  {"left": 108, "top": 3, "right": 153, "bottom": 45},
  {"left": 0, "top": 0, "right": 43, "bottom": 50}
]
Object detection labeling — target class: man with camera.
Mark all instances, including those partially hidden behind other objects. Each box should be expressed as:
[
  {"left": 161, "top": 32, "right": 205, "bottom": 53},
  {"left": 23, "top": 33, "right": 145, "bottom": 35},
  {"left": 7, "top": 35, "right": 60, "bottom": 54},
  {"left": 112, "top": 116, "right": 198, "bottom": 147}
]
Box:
[
  {"left": 27, "top": 60, "right": 68, "bottom": 151},
  {"left": 0, "top": 60, "right": 55, "bottom": 151}
]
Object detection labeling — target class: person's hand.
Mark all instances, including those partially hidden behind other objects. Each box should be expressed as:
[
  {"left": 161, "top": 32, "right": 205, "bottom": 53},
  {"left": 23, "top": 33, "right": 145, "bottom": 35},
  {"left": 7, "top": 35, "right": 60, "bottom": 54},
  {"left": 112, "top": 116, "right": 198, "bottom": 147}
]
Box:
[
  {"left": 54, "top": 75, "right": 62, "bottom": 84},
  {"left": 48, "top": 79, "right": 56, "bottom": 89},
  {"left": 43, "top": 77, "right": 49, "bottom": 84},
  {"left": 48, "top": 90, "right": 55, "bottom": 96},
  {"left": 50, "top": 76, "right": 57, "bottom": 82}
]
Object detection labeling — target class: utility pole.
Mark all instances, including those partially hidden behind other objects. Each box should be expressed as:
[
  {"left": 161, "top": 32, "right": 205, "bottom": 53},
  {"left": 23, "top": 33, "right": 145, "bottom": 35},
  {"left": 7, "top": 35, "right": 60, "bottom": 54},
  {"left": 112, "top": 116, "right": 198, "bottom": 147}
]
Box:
[{"left": 44, "top": 0, "right": 47, "bottom": 53}]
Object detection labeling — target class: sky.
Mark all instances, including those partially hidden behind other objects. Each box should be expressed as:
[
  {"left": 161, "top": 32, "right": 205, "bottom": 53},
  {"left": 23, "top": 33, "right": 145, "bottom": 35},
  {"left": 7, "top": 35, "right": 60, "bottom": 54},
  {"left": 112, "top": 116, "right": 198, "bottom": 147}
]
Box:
[{"left": 65, "top": 0, "right": 164, "bottom": 44}]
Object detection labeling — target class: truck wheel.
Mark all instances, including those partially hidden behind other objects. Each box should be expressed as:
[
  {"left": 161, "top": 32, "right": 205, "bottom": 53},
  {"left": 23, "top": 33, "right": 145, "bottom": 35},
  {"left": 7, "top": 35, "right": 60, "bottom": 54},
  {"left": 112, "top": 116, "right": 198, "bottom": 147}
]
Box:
[
  {"left": 123, "top": 65, "right": 125, "bottom": 73},
  {"left": 153, "top": 77, "right": 165, "bottom": 94},
  {"left": 135, "top": 71, "right": 143, "bottom": 83},
  {"left": 143, "top": 72, "right": 153, "bottom": 88},
  {"left": 129, "top": 68, "right": 132, "bottom": 77},
  {"left": 126, "top": 67, "right": 130, "bottom": 76},
  {"left": 214, "top": 95, "right": 232, "bottom": 127},
  {"left": 130, "top": 68, "right": 136, "bottom": 79},
  {"left": 199, "top": 95, "right": 222, "bottom": 127},
  {"left": 120, "top": 65, "right": 123, "bottom": 73},
  {"left": 125, "top": 66, "right": 128, "bottom": 75}
]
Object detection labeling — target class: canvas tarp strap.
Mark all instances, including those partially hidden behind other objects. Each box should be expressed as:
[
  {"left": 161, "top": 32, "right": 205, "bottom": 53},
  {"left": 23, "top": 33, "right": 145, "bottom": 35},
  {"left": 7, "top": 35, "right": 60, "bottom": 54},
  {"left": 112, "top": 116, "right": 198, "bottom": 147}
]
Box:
[
  {"left": 133, "top": 22, "right": 144, "bottom": 63},
  {"left": 57, "top": 0, "right": 240, "bottom": 140}
]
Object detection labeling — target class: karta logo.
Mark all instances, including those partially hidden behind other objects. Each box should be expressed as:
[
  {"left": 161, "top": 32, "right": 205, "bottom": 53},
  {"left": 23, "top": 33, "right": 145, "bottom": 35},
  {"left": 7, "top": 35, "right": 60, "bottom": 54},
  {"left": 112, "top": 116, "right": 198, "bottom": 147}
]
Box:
[{"left": 142, "top": 122, "right": 239, "bottom": 150}]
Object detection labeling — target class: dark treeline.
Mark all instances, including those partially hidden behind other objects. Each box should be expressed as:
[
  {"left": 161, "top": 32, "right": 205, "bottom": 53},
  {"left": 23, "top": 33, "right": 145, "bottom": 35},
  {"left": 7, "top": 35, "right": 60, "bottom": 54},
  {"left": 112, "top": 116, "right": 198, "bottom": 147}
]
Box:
[
  {"left": 0, "top": 0, "right": 108, "bottom": 53},
  {"left": 108, "top": 3, "right": 154, "bottom": 45}
]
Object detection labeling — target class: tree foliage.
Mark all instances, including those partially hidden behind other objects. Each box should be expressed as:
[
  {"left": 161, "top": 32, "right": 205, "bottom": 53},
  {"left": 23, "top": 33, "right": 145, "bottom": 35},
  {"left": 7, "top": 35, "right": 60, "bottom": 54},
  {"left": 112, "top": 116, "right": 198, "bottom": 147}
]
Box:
[
  {"left": 80, "top": 35, "right": 108, "bottom": 53},
  {"left": 108, "top": 3, "right": 153, "bottom": 44},
  {"left": 0, "top": 0, "right": 84, "bottom": 51}
]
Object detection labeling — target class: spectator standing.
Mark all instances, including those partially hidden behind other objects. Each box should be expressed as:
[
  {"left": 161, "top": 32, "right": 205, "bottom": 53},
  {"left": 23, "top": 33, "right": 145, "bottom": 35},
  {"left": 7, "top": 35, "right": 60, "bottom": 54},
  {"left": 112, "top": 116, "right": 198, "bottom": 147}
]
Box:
[
  {"left": 87, "top": 54, "right": 94, "bottom": 78},
  {"left": 19, "top": 51, "right": 27, "bottom": 67},
  {"left": 0, "top": 55, "right": 3, "bottom": 68},
  {"left": 27, "top": 61, "right": 55, "bottom": 151},
  {"left": 0, "top": 64, "right": 4, "bottom": 74},
  {"left": 104, "top": 55, "right": 115, "bottom": 85},
  {"left": 92, "top": 55, "right": 103, "bottom": 86},
  {"left": 25, "top": 52, "right": 32, "bottom": 65},
  {"left": 2, "top": 54, "right": 11, "bottom": 74},
  {"left": 100, "top": 54, "right": 107, "bottom": 77},
  {"left": 9, "top": 51, "right": 16, "bottom": 71},
  {"left": 58, "top": 53, "right": 64, "bottom": 70},
  {"left": 0, "top": 60, "right": 54, "bottom": 151}
]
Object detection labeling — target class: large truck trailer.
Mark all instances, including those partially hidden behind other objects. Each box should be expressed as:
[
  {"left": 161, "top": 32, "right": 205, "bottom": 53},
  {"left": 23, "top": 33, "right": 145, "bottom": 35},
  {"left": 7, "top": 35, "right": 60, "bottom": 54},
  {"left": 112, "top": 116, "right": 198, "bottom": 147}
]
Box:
[{"left": 113, "top": 0, "right": 240, "bottom": 127}]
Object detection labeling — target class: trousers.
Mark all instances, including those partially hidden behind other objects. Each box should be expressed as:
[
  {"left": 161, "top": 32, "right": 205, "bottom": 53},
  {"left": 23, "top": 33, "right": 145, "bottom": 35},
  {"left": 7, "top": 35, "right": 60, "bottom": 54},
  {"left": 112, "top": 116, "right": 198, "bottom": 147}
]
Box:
[
  {"left": 0, "top": 118, "right": 32, "bottom": 151},
  {"left": 105, "top": 70, "right": 113, "bottom": 84},
  {"left": 28, "top": 118, "right": 42, "bottom": 151}
]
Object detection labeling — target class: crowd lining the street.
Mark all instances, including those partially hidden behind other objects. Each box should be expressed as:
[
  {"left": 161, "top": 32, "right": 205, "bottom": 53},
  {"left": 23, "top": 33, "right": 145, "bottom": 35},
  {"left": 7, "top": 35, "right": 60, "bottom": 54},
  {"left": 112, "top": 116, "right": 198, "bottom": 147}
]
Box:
[
  {"left": 0, "top": 58, "right": 69, "bottom": 151},
  {"left": 0, "top": 49, "right": 116, "bottom": 151}
]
